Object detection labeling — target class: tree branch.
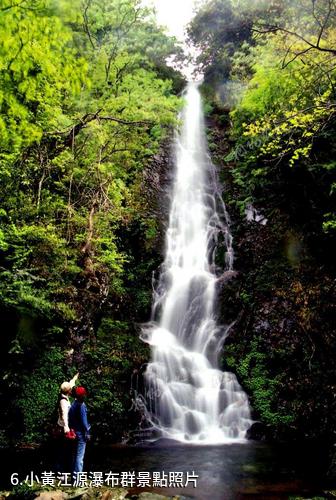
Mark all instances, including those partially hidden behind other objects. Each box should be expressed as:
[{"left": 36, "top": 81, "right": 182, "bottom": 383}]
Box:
[
  {"left": 315, "top": 0, "right": 333, "bottom": 47},
  {"left": 273, "top": 103, "right": 336, "bottom": 127},
  {"left": 253, "top": 24, "right": 336, "bottom": 55},
  {"left": 82, "top": 0, "right": 96, "bottom": 50},
  {"left": 97, "top": 115, "right": 152, "bottom": 126},
  {"left": 48, "top": 111, "right": 153, "bottom": 154}
]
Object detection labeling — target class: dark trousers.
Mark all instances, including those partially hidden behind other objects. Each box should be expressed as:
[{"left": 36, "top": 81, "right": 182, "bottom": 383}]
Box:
[{"left": 55, "top": 435, "right": 75, "bottom": 474}]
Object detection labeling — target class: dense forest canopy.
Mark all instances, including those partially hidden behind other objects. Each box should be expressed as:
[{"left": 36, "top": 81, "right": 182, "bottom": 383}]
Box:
[
  {"left": 189, "top": 0, "right": 336, "bottom": 235},
  {"left": 0, "top": 0, "right": 181, "bottom": 322}
]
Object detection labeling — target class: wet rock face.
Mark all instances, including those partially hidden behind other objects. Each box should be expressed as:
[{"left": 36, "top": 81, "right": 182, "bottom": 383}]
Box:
[
  {"left": 208, "top": 110, "right": 336, "bottom": 443},
  {"left": 141, "top": 138, "right": 175, "bottom": 253},
  {"left": 246, "top": 422, "right": 269, "bottom": 441},
  {"left": 222, "top": 211, "right": 336, "bottom": 442},
  {"left": 221, "top": 219, "right": 336, "bottom": 441}
]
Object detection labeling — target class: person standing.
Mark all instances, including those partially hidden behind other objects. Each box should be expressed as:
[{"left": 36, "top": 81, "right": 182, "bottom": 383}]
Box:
[
  {"left": 55, "top": 372, "right": 79, "bottom": 473},
  {"left": 69, "top": 386, "right": 91, "bottom": 474},
  {"left": 58, "top": 372, "right": 79, "bottom": 435}
]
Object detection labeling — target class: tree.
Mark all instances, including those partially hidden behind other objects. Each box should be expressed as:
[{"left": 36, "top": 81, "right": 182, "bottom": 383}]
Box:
[
  {"left": 187, "top": 0, "right": 266, "bottom": 91},
  {"left": 0, "top": 0, "right": 181, "bottom": 332}
]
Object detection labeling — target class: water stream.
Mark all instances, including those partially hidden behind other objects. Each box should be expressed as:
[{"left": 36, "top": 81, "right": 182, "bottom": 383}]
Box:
[
  {"left": 140, "top": 82, "right": 252, "bottom": 443},
  {"left": 1, "top": 442, "right": 331, "bottom": 499}
]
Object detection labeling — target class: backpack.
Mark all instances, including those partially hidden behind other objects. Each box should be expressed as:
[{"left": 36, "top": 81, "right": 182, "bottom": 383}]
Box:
[{"left": 49, "top": 394, "right": 68, "bottom": 439}]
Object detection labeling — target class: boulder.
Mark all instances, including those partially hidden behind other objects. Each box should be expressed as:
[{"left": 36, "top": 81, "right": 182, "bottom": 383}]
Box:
[
  {"left": 136, "top": 494, "right": 174, "bottom": 500},
  {"left": 34, "top": 491, "right": 68, "bottom": 500},
  {"left": 246, "top": 421, "right": 269, "bottom": 441}
]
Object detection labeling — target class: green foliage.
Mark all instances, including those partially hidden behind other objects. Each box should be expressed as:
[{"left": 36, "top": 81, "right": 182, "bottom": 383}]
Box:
[
  {"left": 0, "top": 0, "right": 181, "bottom": 329},
  {"left": 0, "top": 0, "right": 182, "bottom": 446},
  {"left": 78, "top": 318, "right": 149, "bottom": 442},
  {"left": 227, "top": 9, "right": 336, "bottom": 231},
  {"left": 17, "top": 347, "right": 69, "bottom": 442},
  {"left": 225, "top": 339, "right": 295, "bottom": 428},
  {"left": 193, "top": 0, "right": 336, "bottom": 232},
  {"left": 0, "top": 0, "right": 87, "bottom": 168},
  {"left": 8, "top": 482, "right": 37, "bottom": 500},
  {"left": 323, "top": 213, "right": 336, "bottom": 232},
  {"left": 10, "top": 320, "right": 148, "bottom": 444},
  {"left": 188, "top": 0, "right": 336, "bottom": 444},
  {"left": 289, "top": 497, "right": 327, "bottom": 500}
]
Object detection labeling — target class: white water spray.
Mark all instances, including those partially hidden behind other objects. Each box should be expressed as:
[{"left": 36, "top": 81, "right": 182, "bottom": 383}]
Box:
[{"left": 140, "top": 83, "right": 252, "bottom": 443}]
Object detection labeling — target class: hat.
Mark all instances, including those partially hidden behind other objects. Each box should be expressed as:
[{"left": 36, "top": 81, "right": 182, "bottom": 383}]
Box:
[
  {"left": 75, "top": 386, "right": 87, "bottom": 397},
  {"left": 60, "top": 382, "right": 72, "bottom": 394}
]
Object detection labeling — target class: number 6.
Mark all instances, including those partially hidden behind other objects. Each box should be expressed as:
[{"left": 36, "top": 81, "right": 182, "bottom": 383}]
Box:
[{"left": 10, "top": 473, "right": 19, "bottom": 486}]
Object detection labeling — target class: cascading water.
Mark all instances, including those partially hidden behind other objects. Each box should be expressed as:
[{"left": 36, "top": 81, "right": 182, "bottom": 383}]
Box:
[{"left": 140, "top": 82, "right": 252, "bottom": 444}]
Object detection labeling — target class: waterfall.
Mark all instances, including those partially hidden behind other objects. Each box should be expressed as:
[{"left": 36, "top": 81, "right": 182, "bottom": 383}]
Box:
[{"left": 140, "top": 82, "right": 252, "bottom": 444}]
